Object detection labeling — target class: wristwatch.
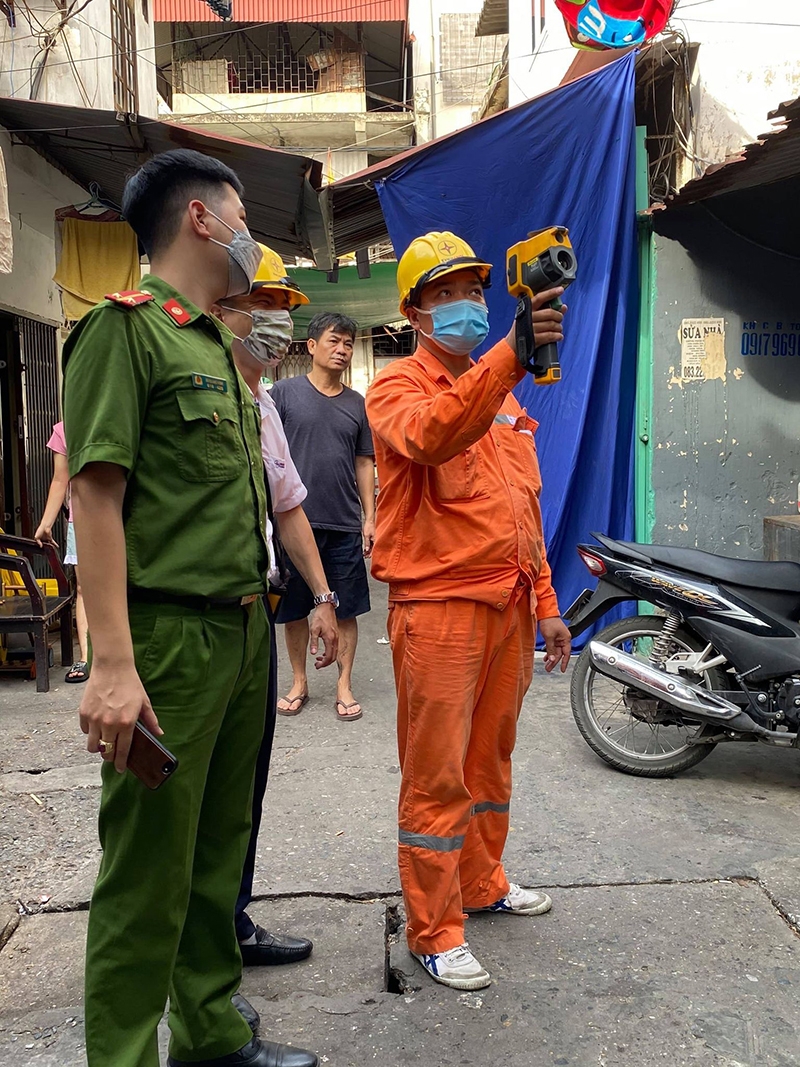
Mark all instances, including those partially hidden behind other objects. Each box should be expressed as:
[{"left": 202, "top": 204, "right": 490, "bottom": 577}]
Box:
[{"left": 313, "top": 591, "right": 340, "bottom": 609}]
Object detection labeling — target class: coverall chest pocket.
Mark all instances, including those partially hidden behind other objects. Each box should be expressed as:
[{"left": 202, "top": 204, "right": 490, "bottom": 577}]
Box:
[
  {"left": 432, "top": 447, "right": 483, "bottom": 501},
  {"left": 514, "top": 418, "right": 542, "bottom": 496},
  {"left": 176, "top": 390, "right": 245, "bottom": 483}
]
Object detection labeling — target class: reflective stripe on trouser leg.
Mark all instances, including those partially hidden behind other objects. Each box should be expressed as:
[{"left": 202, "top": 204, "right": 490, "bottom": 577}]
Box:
[
  {"left": 471, "top": 801, "right": 510, "bottom": 816},
  {"left": 388, "top": 596, "right": 534, "bottom": 956},
  {"left": 398, "top": 828, "right": 466, "bottom": 852}
]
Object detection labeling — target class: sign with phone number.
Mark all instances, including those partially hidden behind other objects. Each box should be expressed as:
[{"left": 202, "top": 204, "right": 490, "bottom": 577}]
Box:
[{"left": 740, "top": 321, "right": 800, "bottom": 357}]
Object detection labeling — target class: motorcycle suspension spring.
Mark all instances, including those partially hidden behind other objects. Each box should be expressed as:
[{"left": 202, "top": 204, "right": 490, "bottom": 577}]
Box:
[{"left": 649, "top": 611, "right": 681, "bottom": 668}]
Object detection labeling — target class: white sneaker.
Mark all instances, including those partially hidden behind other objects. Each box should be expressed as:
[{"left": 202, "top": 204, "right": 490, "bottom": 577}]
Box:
[
  {"left": 481, "top": 882, "right": 553, "bottom": 916},
  {"left": 412, "top": 942, "right": 492, "bottom": 990}
]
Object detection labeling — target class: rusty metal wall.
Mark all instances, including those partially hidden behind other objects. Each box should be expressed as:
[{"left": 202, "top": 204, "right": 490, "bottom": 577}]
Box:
[
  {"left": 153, "top": 0, "right": 406, "bottom": 23},
  {"left": 18, "top": 317, "right": 62, "bottom": 546},
  {"left": 651, "top": 205, "right": 800, "bottom": 557}
]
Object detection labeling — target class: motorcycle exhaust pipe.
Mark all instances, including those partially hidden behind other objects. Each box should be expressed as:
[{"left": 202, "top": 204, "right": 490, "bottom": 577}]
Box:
[{"left": 588, "top": 640, "right": 772, "bottom": 738}]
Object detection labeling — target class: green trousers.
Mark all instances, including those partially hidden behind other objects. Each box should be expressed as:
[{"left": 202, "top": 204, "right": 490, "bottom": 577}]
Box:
[{"left": 84, "top": 599, "right": 270, "bottom": 1067}]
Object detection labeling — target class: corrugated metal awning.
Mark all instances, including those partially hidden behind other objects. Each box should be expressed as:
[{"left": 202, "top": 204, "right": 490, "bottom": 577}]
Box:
[
  {"left": 475, "top": 0, "right": 506, "bottom": 37},
  {"left": 664, "top": 96, "right": 800, "bottom": 208},
  {"left": 0, "top": 96, "right": 331, "bottom": 265},
  {"left": 153, "top": 0, "right": 406, "bottom": 23}
]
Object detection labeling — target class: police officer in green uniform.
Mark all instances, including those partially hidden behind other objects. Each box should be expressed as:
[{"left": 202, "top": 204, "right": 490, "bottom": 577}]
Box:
[{"left": 63, "top": 150, "right": 319, "bottom": 1067}]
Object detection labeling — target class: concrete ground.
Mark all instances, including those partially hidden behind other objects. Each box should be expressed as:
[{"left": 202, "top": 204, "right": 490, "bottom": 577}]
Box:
[{"left": 2, "top": 579, "right": 800, "bottom": 1066}]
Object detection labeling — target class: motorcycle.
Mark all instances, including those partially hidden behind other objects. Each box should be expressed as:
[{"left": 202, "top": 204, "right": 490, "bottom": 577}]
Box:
[{"left": 565, "top": 533, "right": 800, "bottom": 776}]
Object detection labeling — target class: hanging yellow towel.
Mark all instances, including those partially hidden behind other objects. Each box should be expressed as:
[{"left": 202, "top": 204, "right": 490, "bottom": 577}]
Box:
[{"left": 53, "top": 216, "right": 140, "bottom": 321}]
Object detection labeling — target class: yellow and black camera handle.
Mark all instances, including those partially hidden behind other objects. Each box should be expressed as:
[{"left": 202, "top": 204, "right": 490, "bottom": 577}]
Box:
[
  {"left": 513, "top": 292, "right": 564, "bottom": 385},
  {"left": 506, "top": 226, "right": 577, "bottom": 386}
]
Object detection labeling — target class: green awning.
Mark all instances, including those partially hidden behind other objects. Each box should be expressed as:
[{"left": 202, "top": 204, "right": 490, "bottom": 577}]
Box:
[{"left": 287, "top": 262, "right": 400, "bottom": 339}]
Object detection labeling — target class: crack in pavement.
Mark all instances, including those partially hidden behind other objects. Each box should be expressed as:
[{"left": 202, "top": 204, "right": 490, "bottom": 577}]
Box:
[
  {"left": 752, "top": 876, "right": 800, "bottom": 940},
  {"left": 10, "top": 873, "right": 797, "bottom": 917}
]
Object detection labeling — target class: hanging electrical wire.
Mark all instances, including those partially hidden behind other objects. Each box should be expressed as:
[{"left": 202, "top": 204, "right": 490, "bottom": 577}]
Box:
[
  {"left": 12, "top": 0, "right": 97, "bottom": 100},
  {"left": 0, "top": 21, "right": 569, "bottom": 101}
]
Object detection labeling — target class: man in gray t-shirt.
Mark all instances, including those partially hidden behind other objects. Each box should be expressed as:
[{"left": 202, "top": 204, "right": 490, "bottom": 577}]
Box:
[{"left": 271, "top": 312, "right": 375, "bottom": 722}]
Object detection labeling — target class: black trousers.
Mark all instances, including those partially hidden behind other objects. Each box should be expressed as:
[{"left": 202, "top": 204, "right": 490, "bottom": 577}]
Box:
[{"left": 235, "top": 599, "right": 278, "bottom": 942}]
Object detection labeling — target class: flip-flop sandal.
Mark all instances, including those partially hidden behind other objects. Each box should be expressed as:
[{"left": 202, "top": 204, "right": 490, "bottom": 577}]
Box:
[
  {"left": 277, "top": 693, "right": 308, "bottom": 717},
  {"left": 335, "top": 699, "right": 363, "bottom": 722},
  {"left": 65, "top": 660, "right": 89, "bottom": 684}
]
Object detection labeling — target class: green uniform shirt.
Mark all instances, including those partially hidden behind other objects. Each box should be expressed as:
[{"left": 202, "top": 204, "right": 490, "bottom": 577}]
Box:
[{"left": 62, "top": 274, "right": 270, "bottom": 599}]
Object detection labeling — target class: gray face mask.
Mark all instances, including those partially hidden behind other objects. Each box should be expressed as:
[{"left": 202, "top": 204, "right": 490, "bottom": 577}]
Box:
[
  {"left": 206, "top": 210, "right": 263, "bottom": 298},
  {"left": 222, "top": 307, "right": 294, "bottom": 366}
]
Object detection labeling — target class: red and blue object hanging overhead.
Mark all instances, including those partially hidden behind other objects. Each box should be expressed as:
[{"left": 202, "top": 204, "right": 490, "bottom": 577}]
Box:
[{"left": 555, "top": 0, "right": 674, "bottom": 50}]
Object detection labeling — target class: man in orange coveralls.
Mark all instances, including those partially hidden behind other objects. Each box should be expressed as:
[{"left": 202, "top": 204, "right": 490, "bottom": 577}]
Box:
[{"left": 365, "top": 231, "right": 572, "bottom": 991}]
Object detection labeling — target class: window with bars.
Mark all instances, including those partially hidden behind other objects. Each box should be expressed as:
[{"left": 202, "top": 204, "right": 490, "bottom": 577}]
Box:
[
  {"left": 174, "top": 25, "right": 364, "bottom": 97},
  {"left": 110, "top": 0, "right": 138, "bottom": 113},
  {"left": 440, "top": 13, "right": 483, "bottom": 107},
  {"left": 229, "top": 29, "right": 318, "bottom": 94},
  {"left": 439, "top": 13, "right": 507, "bottom": 110},
  {"left": 274, "top": 341, "right": 312, "bottom": 381}
]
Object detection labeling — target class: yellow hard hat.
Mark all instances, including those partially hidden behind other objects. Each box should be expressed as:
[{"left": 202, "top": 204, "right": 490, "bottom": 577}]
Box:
[
  {"left": 251, "top": 243, "right": 310, "bottom": 308},
  {"left": 396, "top": 231, "right": 492, "bottom": 314}
]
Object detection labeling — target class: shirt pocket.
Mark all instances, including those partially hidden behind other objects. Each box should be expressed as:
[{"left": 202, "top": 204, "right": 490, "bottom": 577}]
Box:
[
  {"left": 175, "top": 390, "right": 246, "bottom": 483},
  {"left": 432, "top": 447, "right": 484, "bottom": 501},
  {"left": 514, "top": 419, "right": 542, "bottom": 496}
]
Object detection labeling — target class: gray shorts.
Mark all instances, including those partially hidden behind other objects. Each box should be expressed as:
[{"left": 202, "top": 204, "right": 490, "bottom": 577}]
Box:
[
  {"left": 276, "top": 528, "right": 370, "bottom": 623},
  {"left": 64, "top": 521, "right": 78, "bottom": 566}
]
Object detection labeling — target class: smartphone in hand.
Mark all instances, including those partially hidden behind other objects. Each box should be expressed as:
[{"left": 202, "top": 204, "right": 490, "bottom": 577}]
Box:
[{"left": 128, "top": 722, "right": 178, "bottom": 790}]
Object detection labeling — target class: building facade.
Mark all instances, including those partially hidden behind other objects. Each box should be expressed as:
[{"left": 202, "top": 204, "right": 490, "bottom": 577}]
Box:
[
  {"left": 0, "top": 0, "right": 156, "bottom": 536},
  {"left": 473, "top": 0, "right": 800, "bottom": 195},
  {"left": 154, "top": 1, "right": 412, "bottom": 181},
  {"left": 408, "top": 0, "right": 506, "bottom": 141},
  {"left": 152, "top": 0, "right": 413, "bottom": 389}
]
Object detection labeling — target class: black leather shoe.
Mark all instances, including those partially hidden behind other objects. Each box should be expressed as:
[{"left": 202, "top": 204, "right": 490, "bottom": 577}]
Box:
[
  {"left": 168, "top": 1036, "right": 318, "bottom": 1067},
  {"left": 239, "top": 926, "right": 313, "bottom": 967},
  {"left": 232, "top": 992, "right": 260, "bottom": 1033}
]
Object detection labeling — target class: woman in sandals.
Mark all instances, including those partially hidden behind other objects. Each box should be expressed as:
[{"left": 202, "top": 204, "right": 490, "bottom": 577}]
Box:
[{"left": 34, "top": 420, "right": 89, "bottom": 683}]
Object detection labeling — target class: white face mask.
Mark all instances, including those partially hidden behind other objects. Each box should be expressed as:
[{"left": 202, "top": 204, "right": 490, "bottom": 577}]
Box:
[
  {"left": 206, "top": 210, "right": 263, "bottom": 298},
  {"left": 222, "top": 306, "right": 294, "bottom": 366}
]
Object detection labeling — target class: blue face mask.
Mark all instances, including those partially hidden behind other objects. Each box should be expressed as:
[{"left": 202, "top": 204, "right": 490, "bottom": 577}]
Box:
[{"left": 421, "top": 298, "right": 490, "bottom": 355}]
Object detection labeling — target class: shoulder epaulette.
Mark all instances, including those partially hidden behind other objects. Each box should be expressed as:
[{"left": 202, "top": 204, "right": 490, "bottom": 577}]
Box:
[{"left": 105, "top": 290, "right": 154, "bottom": 307}]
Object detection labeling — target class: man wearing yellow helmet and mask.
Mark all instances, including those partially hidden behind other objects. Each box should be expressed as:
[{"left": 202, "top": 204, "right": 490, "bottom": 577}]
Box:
[
  {"left": 366, "top": 232, "right": 572, "bottom": 991},
  {"left": 212, "top": 246, "right": 339, "bottom": 1027}
]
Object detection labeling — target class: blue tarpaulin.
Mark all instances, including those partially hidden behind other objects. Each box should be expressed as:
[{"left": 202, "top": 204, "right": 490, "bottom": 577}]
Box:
[{"left": 375, "top": 54, "right": 639, "bottom": 644}]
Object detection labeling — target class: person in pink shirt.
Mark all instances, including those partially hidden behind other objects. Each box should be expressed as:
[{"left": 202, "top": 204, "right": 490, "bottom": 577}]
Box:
[
  {"left": 212, "top": 245, "right": 339, "bottom": 1031},
  {"left": 35, "top": 421, "right": 89, "bottom": 682}
]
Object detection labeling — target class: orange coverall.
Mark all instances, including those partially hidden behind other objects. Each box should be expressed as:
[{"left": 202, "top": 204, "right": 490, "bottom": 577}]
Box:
[{"left": 365, "top": 338, "right": 561, "bottom": 955}]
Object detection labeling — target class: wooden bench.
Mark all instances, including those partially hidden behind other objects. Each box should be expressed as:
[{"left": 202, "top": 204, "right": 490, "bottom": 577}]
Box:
[{"left": 0, "top": 534, "right": 74, "bottom": 693}]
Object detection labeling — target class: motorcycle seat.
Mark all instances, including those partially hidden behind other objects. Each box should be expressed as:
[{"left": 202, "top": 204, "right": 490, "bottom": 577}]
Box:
[{"left": 597, "top": 536, "right": 800, "bottom": 594}]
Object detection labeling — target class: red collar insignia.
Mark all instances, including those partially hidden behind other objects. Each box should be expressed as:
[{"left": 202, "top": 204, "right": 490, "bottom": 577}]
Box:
[{"left": 162, "top": 298, "right": 193, "bottom": 327}]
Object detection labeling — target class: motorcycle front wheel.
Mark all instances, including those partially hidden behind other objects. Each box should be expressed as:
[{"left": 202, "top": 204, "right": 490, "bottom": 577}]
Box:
[{"left": 571, "top": 614, "right": 724, "bottom": 777}]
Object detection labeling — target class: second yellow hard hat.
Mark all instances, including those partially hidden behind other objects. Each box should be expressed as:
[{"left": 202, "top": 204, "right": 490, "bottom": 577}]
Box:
[{"left": 251, "top": 243, "right": 310, "bottom": 308}]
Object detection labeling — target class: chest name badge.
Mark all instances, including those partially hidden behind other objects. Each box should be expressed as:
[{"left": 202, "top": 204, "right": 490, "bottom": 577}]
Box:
[{"left": 191, "top": 373, "right": 228, "bottom": 394}]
